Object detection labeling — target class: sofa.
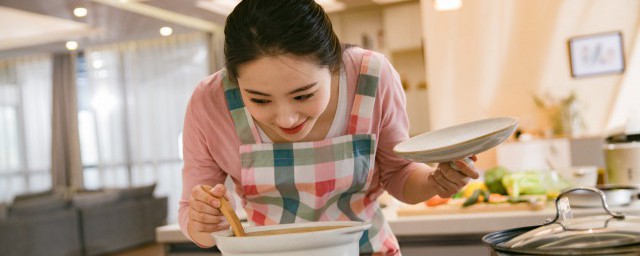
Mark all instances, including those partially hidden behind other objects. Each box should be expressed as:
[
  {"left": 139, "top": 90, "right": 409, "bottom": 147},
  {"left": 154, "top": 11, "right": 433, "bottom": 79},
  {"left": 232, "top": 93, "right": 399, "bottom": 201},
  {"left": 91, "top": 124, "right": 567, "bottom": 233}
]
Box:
[{"left": 0, "top": 184, "right": 167, "bottom": 256}]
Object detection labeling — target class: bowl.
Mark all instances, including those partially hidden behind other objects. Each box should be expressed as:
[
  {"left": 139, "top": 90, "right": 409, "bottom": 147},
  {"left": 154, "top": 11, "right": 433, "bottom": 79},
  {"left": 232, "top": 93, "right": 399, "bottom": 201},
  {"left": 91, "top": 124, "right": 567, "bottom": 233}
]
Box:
[{"left": 211, "top": 221, "right": 370, "bottom": 256}]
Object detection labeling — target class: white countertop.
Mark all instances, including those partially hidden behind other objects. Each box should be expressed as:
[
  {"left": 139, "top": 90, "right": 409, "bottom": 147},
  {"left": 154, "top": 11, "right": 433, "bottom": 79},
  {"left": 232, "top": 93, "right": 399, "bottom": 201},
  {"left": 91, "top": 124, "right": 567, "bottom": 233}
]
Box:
[{"left": 156, "top": 201, "right": 640, "bottom": 243}]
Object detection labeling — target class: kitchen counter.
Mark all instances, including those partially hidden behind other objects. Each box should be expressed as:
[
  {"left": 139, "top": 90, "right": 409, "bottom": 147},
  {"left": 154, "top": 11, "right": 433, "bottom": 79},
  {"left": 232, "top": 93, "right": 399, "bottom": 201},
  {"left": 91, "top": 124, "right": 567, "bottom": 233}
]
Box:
[{"left": 156, "top": 201, "right": 640, "bottom": 256}]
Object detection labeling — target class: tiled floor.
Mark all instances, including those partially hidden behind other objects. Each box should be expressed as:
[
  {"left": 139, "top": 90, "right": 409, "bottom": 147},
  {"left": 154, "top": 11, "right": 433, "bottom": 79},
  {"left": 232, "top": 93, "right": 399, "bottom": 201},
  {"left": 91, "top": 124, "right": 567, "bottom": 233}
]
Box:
[{"left": 108, "top": 243, "right": 164, "bottom": 256}]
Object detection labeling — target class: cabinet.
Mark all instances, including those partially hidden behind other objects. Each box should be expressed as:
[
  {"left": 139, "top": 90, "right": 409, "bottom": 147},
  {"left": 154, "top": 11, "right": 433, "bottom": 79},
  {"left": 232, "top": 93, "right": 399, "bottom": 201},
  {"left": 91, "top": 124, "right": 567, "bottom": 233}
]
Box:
[
  {"left": 496, "top": 137, "right": 605, "bottom": 171},
  {"left": 382, "top": 2, "right": 423, "bottom": 51}
]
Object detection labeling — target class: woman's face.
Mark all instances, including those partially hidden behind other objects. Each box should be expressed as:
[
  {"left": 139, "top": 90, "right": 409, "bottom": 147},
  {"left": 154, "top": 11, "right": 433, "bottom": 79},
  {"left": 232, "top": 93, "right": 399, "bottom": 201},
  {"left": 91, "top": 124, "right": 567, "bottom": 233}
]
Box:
[{"left": 237, "top": 54, "right": 332, "bottom": 142}]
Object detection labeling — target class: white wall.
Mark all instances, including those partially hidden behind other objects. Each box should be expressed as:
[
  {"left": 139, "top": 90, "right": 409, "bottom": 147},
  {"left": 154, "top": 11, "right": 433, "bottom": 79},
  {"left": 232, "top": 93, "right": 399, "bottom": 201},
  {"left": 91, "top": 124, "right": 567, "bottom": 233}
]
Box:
[{"left": 420, "top": 0, "right": 640, "bottom": 136}]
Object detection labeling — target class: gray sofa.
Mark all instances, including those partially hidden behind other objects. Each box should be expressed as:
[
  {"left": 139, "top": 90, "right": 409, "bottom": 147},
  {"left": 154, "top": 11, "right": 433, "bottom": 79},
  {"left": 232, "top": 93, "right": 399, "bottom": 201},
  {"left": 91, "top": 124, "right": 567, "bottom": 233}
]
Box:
[{"left": 0, "top": 184, "right": 167, "bottom": 256}]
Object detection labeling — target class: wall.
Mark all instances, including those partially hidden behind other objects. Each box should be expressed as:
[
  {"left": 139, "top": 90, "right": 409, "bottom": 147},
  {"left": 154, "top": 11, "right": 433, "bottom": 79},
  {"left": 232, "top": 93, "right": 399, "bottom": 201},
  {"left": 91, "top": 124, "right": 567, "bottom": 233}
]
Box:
[{"left": 420, "top": 0, "right": 640, "bottom": 135}]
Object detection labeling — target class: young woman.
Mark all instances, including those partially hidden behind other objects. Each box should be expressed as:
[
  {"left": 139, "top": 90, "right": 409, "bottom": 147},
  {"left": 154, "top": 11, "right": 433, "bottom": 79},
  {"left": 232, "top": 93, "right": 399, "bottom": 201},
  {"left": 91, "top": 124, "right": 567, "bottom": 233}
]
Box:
[{"left": 179, "top": 0, "right": 479, "bottom": 255}]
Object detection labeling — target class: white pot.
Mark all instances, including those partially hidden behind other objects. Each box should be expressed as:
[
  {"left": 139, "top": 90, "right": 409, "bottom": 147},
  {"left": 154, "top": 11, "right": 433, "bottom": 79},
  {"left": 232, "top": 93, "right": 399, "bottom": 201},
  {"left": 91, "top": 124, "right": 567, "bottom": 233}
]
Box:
[{"left": 212, "top": 221, "right": 371, "bottom": 256}]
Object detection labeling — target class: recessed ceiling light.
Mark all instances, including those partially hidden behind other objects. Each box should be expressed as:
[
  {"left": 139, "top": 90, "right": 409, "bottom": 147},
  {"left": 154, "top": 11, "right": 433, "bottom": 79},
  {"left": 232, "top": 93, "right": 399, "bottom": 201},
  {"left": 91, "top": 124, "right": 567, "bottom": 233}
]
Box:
[
  {"left": 159, "top": 26, "right": 173, "bottom": 36},
  {"left": 73, "top": 7, "right": 88, "bottom": 17},
  {"left": 66, "top": 41, "right": 79, "bottom": 51}
]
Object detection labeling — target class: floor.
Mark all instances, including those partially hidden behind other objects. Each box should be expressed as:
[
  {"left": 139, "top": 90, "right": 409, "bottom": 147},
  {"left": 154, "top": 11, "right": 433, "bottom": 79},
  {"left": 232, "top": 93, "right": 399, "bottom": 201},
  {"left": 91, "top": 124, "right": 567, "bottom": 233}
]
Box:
[{"left": 108, "top": 243, "right": 165, "bottom": 256}]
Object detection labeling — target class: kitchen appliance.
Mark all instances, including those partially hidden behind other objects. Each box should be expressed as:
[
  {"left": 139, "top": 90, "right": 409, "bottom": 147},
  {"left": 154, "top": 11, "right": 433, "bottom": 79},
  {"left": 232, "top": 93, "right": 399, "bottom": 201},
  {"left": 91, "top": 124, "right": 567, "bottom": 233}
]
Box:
[
  {"left": 211, "top": 221, "right": 370, "bottom": 256},
  {"left": 483, "top": 187, "right": 640, "bottom": 255},
  {"left": 604, "top": 133, "right": 640, "bottom": 187}
]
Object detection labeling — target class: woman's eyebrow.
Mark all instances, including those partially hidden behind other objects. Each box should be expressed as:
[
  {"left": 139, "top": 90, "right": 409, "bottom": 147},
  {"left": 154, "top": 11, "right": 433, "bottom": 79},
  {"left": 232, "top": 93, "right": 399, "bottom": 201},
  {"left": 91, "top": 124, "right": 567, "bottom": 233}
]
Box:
[
  {"left": 244, "top": 82, "right": 317, "bottom": 96},
  {"left": 287, "top": 83, "right": 316, "bottom": 95}
]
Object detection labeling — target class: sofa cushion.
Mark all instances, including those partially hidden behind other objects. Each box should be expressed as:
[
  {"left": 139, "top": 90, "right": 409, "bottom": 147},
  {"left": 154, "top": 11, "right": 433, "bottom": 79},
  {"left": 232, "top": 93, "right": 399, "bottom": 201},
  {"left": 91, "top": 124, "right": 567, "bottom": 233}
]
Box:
[
  {"left": 12, "top": 190, "right": 55, "bottom": 203},
  {"left": 116, "top": 183, "right": 156, "bottom": 200},
  {"left": 9, "top": 196, "right": 69, "bottom": 217},
  {"left": 72, "top": 190, "right": 120, "bottom": 208},
  {"left": 0, "top": 203, "right": 7, "bottom": 221}
]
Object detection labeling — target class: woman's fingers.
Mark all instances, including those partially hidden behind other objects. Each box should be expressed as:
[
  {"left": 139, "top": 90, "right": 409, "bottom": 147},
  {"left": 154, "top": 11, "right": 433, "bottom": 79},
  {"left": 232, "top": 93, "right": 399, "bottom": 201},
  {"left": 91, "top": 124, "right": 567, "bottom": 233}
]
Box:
[
  {"left": 188, "top": 184, "right": 231, "bottom": 232},
  {"left": 190, "top": 218, "right": 230, "bottom": 232},
  {"left": 189, "top": 205, "right": 227, "bottom": 223},
  {"left": 431, "top": 171, "right": 460, "bottom": 197},
  {"left": 451, "top": 159, "right": 480, "bottom": 179}
]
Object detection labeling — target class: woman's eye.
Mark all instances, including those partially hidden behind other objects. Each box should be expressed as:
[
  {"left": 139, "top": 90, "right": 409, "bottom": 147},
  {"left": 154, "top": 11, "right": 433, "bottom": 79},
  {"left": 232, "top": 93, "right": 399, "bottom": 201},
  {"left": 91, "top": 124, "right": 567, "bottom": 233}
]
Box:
[
  {"left": 250, "top": 98, "right": 270, "bottom": 104},
  {"left": 294, "top": 93, "right": 314, "bottom": 101}
]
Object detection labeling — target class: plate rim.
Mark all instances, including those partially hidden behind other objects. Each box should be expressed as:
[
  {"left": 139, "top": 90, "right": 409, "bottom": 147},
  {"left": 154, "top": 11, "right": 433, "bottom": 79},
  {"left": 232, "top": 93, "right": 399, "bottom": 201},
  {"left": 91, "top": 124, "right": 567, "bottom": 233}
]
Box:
[{"left": 393, "top": 117, "right": 519, "bottom": 156}]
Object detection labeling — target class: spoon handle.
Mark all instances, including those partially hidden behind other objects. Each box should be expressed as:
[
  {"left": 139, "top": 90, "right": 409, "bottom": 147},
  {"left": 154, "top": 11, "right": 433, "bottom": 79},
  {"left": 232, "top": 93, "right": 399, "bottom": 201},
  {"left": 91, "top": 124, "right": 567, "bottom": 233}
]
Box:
[{"left": 218, "top": 196, "right": 246, "bottom": 237}]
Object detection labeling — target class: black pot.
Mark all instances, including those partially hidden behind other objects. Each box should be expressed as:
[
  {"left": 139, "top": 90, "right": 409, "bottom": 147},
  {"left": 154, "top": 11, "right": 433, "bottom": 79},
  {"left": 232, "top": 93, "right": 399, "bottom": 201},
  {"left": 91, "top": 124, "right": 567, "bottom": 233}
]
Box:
[{"left": 483, "top": 187, "right": 640, "bottom": 255}]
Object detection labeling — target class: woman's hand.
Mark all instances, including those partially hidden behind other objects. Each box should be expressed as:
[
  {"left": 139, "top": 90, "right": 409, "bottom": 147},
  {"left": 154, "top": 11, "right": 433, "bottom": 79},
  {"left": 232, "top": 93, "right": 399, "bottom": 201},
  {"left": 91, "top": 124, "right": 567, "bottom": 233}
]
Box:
[
  {"left": 187, "top": 184, "right": 234, "bottom": 246},
  {"left": 428, "top": 155, "right": 480, "bottom": 198}
]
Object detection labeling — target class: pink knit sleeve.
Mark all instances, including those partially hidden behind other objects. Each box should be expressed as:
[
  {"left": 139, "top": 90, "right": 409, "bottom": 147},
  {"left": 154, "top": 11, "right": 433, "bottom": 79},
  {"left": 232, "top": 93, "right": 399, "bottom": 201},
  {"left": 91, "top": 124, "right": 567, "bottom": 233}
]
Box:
[
  {"left": 374, "top": 55, "right": 425, "bottom": 203},
  {"left": 178, "top": 82, "right": 228, "bottom": 245}
]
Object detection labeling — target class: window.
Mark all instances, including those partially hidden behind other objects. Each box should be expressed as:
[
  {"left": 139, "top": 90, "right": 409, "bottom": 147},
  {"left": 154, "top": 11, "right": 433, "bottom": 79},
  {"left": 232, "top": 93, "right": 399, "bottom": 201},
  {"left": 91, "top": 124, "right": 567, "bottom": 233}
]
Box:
[
  {"left": 0, "top": 56, "right": 53, "bottom": 202},
  {"left": 77, "top": 33, "right": 209, "bottom": 222}
]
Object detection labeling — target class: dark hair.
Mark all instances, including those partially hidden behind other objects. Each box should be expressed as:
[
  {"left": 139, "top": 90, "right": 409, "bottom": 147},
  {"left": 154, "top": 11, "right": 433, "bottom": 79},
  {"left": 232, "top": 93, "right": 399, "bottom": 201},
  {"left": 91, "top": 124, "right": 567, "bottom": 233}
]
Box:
[{"left": 224, "top": 0, "right": 342, "bottom": 82}]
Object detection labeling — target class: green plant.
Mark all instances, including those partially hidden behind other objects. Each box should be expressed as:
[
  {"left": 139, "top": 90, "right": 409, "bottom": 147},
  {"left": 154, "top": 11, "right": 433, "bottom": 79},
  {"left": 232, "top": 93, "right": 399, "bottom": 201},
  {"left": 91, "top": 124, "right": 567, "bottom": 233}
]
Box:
[{"left": 533, "top": 91, "right": 586, "bottom": 137}]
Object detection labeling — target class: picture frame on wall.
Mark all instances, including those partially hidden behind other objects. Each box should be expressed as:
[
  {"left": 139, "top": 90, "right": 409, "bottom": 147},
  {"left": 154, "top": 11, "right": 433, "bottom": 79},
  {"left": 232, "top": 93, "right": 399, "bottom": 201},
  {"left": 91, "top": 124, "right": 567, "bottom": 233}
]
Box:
[{"left": 568, "top": 31, "right": 625, "bottom": 78}]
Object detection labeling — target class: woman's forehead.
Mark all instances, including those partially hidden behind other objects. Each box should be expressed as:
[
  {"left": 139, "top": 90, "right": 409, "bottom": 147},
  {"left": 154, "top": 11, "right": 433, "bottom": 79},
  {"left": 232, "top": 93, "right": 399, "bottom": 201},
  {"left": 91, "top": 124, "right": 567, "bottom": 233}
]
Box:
[{"left": 237, "top": 55, "right": 330, "bottom": 92}]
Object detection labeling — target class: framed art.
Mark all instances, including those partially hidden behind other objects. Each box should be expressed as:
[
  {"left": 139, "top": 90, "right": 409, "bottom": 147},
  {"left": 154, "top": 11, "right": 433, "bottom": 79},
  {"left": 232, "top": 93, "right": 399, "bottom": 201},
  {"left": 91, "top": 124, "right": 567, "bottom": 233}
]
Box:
[{"left": 568, "top": 31, "right": 625, "bottom": 78}]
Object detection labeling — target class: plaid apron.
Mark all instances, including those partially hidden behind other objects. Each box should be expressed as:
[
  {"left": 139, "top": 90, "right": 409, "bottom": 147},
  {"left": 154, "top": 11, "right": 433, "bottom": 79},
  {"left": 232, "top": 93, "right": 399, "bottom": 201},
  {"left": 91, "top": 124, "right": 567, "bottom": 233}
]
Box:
[{"left": 223, "top": 51, "right": 400, "bottom": 255}]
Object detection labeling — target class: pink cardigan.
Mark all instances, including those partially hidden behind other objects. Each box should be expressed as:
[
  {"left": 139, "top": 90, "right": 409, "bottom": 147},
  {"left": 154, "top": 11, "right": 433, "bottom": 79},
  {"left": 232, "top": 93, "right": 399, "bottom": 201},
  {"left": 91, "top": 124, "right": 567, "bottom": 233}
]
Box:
[{"left": 179, "top": 47, "right": 421, "bottom": 240}]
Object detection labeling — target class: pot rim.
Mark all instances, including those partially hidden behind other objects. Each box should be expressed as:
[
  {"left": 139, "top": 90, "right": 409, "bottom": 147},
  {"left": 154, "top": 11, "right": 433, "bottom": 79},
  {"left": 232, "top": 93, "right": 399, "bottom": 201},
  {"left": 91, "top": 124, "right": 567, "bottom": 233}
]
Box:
[{"left": 212, "top": 220, "right": 371, "bottom": 240}]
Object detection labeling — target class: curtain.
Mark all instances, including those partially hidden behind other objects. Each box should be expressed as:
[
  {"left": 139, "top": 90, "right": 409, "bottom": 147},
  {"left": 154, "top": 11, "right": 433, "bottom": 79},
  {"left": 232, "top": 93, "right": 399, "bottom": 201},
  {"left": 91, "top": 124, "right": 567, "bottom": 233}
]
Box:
[
  {"left": 80, "top": 32, "right": 209, "bottom": 222},
  {"left": 606, "top": 27, "right": 640, "bottom": 133},
  {"left": 51, "top": 53, "right": 83, "bottom": 189},
  {"left": 0, "top": 55, "right": 52, "bottom": 202}
]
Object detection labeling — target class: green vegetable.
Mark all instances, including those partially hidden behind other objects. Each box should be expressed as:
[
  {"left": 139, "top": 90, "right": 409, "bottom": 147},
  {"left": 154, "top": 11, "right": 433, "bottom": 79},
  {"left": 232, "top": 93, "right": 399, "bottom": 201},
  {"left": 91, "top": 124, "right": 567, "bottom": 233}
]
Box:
[
  {"left": 501, "top": 171, "right": 546, "bottom": 197},
  {"left": 462, "top": 189, "right": 481, "bottom": 207},
  {"left": 484, "top": 166, "right": 509, "bottom": 195},
  {"left": 481, "top": 189, "right": 490, "bottom": 202}
]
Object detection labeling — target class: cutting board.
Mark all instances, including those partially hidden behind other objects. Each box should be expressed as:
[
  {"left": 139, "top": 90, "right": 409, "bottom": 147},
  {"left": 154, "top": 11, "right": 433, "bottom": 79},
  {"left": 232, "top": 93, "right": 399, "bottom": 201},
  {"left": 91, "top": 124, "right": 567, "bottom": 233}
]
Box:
[{"left": 396, "top": 201, "right": 547, "bottom": 216}]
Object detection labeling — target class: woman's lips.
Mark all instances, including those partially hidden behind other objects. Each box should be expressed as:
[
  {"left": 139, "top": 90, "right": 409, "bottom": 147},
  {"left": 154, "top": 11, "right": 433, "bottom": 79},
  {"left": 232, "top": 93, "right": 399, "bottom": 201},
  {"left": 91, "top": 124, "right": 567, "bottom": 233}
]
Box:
[{"left": 280, "top": 120, "right": 306, "bottom": 134}]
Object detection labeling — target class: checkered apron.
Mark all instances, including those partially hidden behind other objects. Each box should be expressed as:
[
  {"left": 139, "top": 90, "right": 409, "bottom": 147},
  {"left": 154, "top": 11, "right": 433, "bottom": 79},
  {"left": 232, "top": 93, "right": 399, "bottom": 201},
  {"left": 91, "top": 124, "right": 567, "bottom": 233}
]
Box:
[{"left": 223, "top": 51, "right": 399, "bottom": 255}]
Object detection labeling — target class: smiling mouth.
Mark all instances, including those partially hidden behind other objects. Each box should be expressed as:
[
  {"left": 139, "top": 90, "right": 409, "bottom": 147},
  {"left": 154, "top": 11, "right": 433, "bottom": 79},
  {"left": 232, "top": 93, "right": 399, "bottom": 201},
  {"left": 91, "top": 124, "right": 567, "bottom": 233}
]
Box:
[{"left": 280, "top": 120, "right": 306, "bottom": 135}]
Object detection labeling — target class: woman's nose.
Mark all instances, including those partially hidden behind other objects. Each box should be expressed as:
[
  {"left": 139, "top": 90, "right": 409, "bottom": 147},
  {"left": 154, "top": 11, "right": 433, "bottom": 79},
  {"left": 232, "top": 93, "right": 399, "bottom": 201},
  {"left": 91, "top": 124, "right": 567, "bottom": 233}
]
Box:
[{"left": 275, "top": 108, "right": 298, "bottom": 128}]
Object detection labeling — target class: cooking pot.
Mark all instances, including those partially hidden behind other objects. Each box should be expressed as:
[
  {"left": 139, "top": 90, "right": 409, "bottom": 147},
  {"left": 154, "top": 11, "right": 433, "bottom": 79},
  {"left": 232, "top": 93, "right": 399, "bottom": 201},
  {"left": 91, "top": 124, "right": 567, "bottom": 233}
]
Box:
[
  {"left": 604, "top": 133, "right": 640, "bottom": 187},
  {"left": 211, "top": 221, "right": 370, "bottom": 256},
  {"left": 483, "top": 187, "right": 640, "bottom": 255}
]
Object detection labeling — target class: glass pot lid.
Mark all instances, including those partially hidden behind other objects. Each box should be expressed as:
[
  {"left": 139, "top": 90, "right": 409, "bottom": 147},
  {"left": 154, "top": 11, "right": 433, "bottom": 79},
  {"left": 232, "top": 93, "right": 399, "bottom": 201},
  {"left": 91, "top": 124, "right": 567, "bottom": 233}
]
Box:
[{"left": 500, "top": 187, "right": 640, "bottom": 251}]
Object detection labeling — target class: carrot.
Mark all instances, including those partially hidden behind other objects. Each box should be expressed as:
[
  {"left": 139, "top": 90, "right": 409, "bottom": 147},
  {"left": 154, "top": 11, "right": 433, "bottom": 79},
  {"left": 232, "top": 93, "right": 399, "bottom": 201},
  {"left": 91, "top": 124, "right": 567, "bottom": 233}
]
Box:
[
  {"left": 425, "top": 195, "right": 450, "bottom": 207},
  {"left": 488, "top": 193, "right": 508, "bottom": 203}
]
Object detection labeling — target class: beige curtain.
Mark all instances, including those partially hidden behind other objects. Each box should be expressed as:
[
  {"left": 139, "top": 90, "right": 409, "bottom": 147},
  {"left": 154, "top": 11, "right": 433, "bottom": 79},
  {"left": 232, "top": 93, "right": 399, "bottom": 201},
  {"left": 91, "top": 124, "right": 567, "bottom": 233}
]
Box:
[
  {"left": 51, "top": 53, "right": 83, "bottom": 189},
  {"left": 606, "top": 27, "right": 640, "bottom": 134},
  {"left": 420, "top": 0, "right": 640, "bottom": 135}
]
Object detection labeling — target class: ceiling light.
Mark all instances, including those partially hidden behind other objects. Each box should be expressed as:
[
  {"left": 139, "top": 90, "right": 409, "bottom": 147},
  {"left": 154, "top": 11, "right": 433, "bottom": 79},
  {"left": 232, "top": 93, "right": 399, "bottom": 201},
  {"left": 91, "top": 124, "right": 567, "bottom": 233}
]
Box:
[
  {"left": 159, "top": 26, "right": 173, "bottom": 36},
  {"left": 73, "top": 7, "right": 88, "bottom": 17},
  {"left": 65, "top": 41, "right": 79, "bottom": 51},
  {"left": 433, "top": 0, "right": 462, "bottom": 11}
]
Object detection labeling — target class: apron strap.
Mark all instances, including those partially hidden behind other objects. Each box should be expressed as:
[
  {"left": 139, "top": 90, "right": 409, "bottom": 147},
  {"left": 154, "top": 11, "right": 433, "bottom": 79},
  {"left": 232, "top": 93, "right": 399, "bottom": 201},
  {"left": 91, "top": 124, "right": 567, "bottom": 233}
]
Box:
[
  {"left": 222, "top": 70, "right": 262, "bottom": 144},
  {"left": 348, "top": 50, "right": 383, "bottom": 135}
]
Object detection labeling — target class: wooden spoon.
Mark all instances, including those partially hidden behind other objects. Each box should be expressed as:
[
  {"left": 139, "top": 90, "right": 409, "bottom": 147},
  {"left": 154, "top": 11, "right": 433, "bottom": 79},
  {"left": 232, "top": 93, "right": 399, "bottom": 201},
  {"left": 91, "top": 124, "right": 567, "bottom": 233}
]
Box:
[{"left": 203, "top": 186, "right": 245, "bottom": 237}]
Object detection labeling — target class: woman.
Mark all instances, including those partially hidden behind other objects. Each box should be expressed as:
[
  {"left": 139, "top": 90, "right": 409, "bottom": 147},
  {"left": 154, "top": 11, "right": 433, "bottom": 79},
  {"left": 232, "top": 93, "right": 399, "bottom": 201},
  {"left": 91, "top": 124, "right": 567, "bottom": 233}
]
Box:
[{"left": 179, "top": 0, "right": 479, "bottom": 255}]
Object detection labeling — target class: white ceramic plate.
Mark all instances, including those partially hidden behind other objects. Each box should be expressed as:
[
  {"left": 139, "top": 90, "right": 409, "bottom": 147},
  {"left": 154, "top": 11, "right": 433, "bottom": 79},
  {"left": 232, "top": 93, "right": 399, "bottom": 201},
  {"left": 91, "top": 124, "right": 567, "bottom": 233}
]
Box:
[{"left": 394, "top": 117, "right": 518, "bottom": 163}]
